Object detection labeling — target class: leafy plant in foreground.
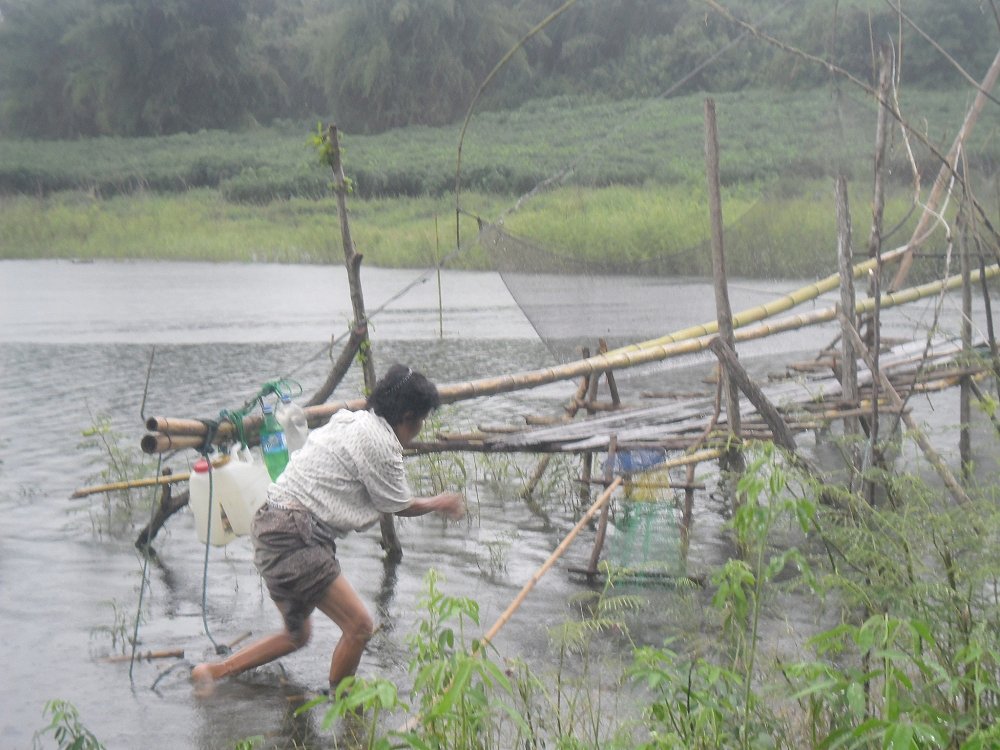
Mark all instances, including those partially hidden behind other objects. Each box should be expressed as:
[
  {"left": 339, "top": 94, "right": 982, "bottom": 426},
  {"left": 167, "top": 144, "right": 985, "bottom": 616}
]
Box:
[
  {"left": 78, "top": 412, "right": 153, "bottom": 537},
  {"left": 33, "top": 699, "right": 104, "bottom": 750}
]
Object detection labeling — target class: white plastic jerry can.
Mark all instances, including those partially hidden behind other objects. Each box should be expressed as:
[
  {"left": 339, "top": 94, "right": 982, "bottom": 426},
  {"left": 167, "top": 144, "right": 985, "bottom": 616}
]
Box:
[
  {"left": 188, "top": 458, "right": 238, "bottom": 546},
  {"left": 214, "top": 446, "right": 272, "bottom": 536}
]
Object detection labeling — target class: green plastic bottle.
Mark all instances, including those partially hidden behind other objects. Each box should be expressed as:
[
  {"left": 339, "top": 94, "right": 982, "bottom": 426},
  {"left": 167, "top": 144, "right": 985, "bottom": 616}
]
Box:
[{"left": 259, "top": 402, "right": 289, "bottom": 480}]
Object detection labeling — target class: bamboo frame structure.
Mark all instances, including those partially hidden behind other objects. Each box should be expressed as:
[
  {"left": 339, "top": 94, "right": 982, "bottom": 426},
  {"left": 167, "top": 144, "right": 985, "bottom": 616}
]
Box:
[{"left": 138, "top": 263, "right": 998, "bottom": 455}]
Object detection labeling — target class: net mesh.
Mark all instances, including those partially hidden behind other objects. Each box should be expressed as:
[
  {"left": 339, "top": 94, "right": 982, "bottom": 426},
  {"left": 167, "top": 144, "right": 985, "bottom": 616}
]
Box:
[{"left": 607, "top": 470, "right": 685, "bottom": 578}]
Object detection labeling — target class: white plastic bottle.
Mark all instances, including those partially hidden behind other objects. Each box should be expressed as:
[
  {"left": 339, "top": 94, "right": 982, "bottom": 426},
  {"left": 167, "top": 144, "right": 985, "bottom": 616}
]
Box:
[
  {"left": 188, "top": 458, "right": 237, "bottom": 546},
  {"left": 275, "top": 393, "right": 309, "bottom": 453}
]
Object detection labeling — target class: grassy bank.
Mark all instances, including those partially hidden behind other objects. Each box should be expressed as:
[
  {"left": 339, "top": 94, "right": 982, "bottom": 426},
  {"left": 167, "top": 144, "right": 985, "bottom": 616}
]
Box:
[
  {"left": 1, "top": 86, "right": 996, "bottom": 277},
  {"left": 0, "top": 181, "right": 942, "bottom": 279}
]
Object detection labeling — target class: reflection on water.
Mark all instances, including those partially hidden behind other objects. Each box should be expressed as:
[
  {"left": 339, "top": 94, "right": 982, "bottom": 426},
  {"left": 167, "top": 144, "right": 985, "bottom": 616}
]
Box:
[{"left": 0, "top": 260, "right": 993, "bottom": 748}]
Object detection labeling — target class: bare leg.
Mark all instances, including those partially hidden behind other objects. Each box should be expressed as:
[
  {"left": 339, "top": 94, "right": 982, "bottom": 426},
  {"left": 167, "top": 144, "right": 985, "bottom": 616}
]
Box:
[
  {"left": 191, "top": 618, "right": 312, "bottom": 694},
  {"left": 315, "top": 575, "right": 374, "bottom": 691}
]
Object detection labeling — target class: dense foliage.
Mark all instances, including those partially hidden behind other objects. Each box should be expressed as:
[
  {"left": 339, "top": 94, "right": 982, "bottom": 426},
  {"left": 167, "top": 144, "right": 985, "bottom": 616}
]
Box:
[{"left": 0, "top": 0, "right": 996, "bottom": 138}]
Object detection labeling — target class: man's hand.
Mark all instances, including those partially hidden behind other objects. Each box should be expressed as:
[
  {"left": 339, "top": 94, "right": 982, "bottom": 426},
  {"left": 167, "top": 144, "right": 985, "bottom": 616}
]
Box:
[
  {"left": 398, "top": 492, "right": 467, "bottom": 519},
  {"left": 435, "top": 492, "right": 466, "bottom": 521}
]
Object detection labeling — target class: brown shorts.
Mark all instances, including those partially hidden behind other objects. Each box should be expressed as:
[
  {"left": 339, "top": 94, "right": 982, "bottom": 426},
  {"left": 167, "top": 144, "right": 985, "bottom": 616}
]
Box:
[{"left": 252, "top": 502, "right": 342, "bottom": 637}]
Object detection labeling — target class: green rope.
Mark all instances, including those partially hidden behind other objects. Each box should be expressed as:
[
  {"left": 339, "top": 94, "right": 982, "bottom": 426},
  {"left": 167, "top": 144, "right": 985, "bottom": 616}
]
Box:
[
  {"left": 218, "top": 378, "right": 305, "bottom": 449},
  {"left": 129, "top": 452, "right": 163, "bottom": 685},
  {"left": 199, "top": 465, "right": 227, "bottom": 655}
]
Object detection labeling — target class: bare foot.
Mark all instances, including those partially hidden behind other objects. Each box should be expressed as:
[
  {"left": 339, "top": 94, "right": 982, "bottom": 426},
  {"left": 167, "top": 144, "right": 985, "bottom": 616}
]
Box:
[{"left": 191, "top": 663, "right": 218, "bottom": 697}]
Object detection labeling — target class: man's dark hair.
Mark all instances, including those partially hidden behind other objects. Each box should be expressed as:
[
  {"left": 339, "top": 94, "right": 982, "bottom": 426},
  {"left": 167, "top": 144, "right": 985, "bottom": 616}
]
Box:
[{"left": 367, "top": 364, "right": 440, "bottom": 426}]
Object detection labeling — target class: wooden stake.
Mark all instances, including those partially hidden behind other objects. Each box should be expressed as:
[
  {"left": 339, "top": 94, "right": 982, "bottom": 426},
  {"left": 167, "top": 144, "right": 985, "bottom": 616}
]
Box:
[
  {"left": 704, "top": 98, "right": 741, "bottom": 439},
  {"left": 836, "top": 175, "right": 860, "bottom": 443},
  {"left": 327, "top": 125, "right": 375, "bottom": 393},
  {"left": 839, "top": 314, "right": 972, "bottom": 506},
  {"left": 959, "top": 207, "right": 972, "bottom": 483},
  {"left": 586, "top": 435, "right": 617, "bottom": 574},
  {"left": 705, "top": 97, "right": 745, "bottom": 511},
  {"left": 708, "top": 338, "right": 797, "bottom": 454}
]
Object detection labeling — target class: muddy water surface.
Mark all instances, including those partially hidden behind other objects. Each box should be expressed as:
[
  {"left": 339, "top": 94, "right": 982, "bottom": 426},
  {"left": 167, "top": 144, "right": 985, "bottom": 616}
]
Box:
[{"left": 0, "top": 260, "right": 992, "bottom": 748}]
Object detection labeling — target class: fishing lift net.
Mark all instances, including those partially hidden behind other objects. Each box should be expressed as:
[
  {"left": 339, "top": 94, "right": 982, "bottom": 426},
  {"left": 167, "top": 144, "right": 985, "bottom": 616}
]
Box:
[{"left": 473, "top": 87, "right": 968, "bottom": 395}]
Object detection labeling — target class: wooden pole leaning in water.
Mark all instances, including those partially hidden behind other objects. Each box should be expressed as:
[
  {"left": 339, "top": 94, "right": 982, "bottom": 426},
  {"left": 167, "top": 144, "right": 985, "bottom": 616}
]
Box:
[
  {"left": 328, "top": 125, "right": 376, "bottom": 393},
  {"left": 704, "top": 98, "right": 741, "bottom": 441},
  {"left": 398, "top": 476, "right": 624, "bottom": 733},
  {"left": 839, "top": 314, "right": 972, "bottom": 506},
  {"left": 328, "top": 128, "right": 401, "bottom": 553},
  {"left": 705, "top": 97, "right": 745, "bottom": 510},
  {"left": 889, "top": 47, "right": 1000, "bottom": 291}
]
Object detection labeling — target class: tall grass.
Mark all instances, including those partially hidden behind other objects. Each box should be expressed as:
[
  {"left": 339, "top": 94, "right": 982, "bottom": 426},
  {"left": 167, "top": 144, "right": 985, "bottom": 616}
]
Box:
[
  {"left": 0, "top": 181, "right": 952, "bottom": 278},
  {"left": 0, "top": 190, "right": 505, "bottom": 266},
  {"left": 2, "top": 86, "right": 996, "bottom": 277}
]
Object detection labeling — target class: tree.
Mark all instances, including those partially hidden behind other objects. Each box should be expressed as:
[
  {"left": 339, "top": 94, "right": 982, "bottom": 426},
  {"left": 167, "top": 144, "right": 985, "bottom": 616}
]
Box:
[
  {"left": 310, "top": 0, "right": 529, "bottom": 133},
  {"left": 0, "top": 0, "right": 89, "bottom": 138}
]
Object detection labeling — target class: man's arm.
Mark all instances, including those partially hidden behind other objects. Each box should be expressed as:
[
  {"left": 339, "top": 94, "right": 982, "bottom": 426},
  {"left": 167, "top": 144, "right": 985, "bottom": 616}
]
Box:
[{"left": 396, "top": 492, "right": 466, "bottom": 520}]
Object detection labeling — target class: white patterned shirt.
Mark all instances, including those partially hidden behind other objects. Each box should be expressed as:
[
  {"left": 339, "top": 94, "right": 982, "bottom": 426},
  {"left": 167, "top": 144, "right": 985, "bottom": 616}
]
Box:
[{"left": 268, "top": 409, "right": 412, "bottom": 535}]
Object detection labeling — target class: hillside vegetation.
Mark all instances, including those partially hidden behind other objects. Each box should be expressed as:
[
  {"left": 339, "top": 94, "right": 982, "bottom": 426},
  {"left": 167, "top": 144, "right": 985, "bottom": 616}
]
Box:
[
  {"left": 2, "top": 86, "right": 996, "bottom": 278},
  {"left": 0, "top": 0, "right": 995, "bottom": 139}
]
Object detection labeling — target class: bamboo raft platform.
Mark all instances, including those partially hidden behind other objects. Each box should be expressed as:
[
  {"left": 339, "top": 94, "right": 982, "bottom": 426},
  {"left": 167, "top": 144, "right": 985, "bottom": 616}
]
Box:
[{"left": 413, "top": 335, "right": 994, "bottom": 456}]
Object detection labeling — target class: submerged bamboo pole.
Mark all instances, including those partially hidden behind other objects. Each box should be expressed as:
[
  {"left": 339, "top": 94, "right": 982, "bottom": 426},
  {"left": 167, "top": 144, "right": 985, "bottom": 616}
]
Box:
[{"left": 102, "top": 649, "right": 184, "bottom": 664}]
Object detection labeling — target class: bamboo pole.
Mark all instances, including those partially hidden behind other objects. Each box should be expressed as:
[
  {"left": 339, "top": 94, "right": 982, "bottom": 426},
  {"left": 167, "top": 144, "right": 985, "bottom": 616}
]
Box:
[
  {"left": 890, "top": 47, "right": 1000, "bottom": 291},
  {"left": 481, "top": 477, "right": 622, "bottom": 646},
  {"left": 101, "top": 649, "right": 184, "bottom": 664},
  {"left": 398, "top": 476, "right": 622, "bottom": 733},
  {"left": 866, "top": 42, "right": 893, "bottom": 281},
  {"left": 430, "top": 265, "right": 999, "bottom": 403},
  {"left": 979, "top": 254, "right": 1000, "bottom": 399},
  {"left": 72, "top": 456, "right": 230, "bottom": 498},
  {"left": 140, "top": 264, "right": 1000, "bottom": 453},
  {"left": 840, "top": 314, "right": 972, "bottom": 506}
]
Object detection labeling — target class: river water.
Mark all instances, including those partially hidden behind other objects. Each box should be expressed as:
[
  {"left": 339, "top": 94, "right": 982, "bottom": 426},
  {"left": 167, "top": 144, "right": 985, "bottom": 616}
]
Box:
[{"left": 0, "top": 259, "right": 992, "bottom": 748}]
